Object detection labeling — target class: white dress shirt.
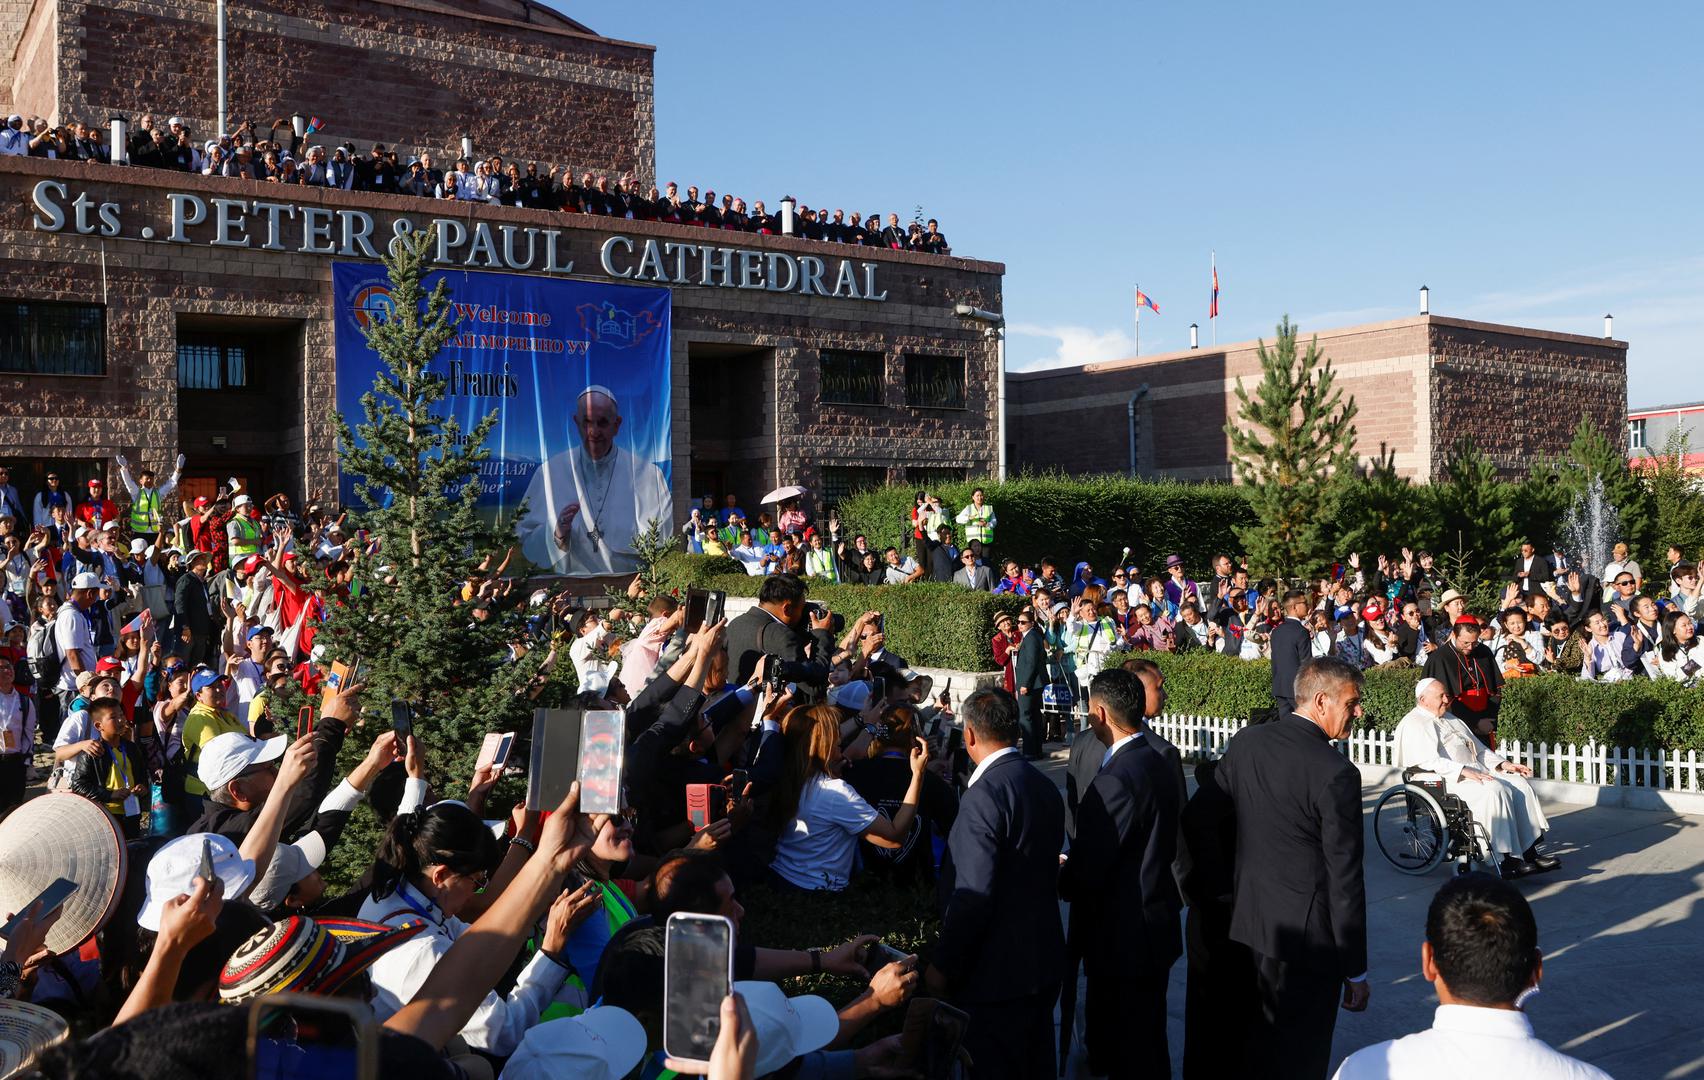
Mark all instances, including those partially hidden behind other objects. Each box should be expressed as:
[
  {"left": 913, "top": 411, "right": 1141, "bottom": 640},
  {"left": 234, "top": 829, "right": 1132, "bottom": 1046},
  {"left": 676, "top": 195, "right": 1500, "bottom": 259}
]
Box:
[
  {"left": 359, "top": 882, "right": 570, "bottom": 1056},
  {"left": 1100, "top": 729, "right": 1142, "bottom": 768},
  {"left": 1332, "top": 1004, "right": 1613, "bottom": 1079},
  {"left": 966, "top": 745, "right": 1020, "bottom": 787}
]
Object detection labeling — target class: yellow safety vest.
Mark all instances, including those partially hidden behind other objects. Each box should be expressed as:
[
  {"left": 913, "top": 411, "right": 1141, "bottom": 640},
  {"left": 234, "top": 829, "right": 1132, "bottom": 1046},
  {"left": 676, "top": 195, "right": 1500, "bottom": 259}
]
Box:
[
  {"left": 228, "top": 514, "right": 262, "bottom": 558},
  {"left": 128, "top": 487, "right": 160, "bottom": 533}
]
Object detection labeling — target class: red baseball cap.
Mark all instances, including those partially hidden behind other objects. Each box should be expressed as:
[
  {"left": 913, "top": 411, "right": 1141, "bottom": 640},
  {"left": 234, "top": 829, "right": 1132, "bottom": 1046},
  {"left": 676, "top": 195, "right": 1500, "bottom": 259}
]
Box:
[
  {"left": 95, "top": 656, "right": 122, "bottom": 674},
  {"left": 87, "top": 478, "right": 103, "bottom": 488},
  {"left": 194, "top": 496, "right": 210, "bottom": 508}
]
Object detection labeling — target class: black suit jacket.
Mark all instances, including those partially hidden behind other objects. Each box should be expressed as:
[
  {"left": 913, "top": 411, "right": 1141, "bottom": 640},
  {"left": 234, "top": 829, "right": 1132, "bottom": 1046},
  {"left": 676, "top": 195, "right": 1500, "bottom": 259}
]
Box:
[
  {"left": 1515, "top": 554, "right": 1554, "bottom": 594},
  {"left": 174, "top": 572, "right": 213, "bottom": 635},
  {"left": 1059, "top": 736, "right": 1183, "bottom": 974},
  {"left": 723, "top": 606, "right": 833, "bottom": 690},
  {"left": 936, "top": 751, "right": 1065, "bottom": 1002},
  {"left": 1268, "top": 617, "right": 1311, "bottom": 706},
  {"left": 1012, "top": 626, "right": 1048, "bottom": 692},
  {"left": 1214, "top": 716, "right": 1366, "bottom": 978}
]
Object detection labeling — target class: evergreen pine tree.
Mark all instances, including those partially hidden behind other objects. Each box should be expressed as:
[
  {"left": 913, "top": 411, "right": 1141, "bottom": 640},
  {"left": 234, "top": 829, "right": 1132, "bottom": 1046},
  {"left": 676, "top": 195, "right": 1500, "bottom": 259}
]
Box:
[
  {"left": 323, "top": 227, "right": 542, "bottom": 785},
  {"left": 1226, "top": 317, "right": 1359, "bottom": 580},
  {"left": 1510, "top": 458, "right": 1572, "bottom": 553},
  {"left": 1649, "top": 428, "right": 1704, "bottom": 561},
  {"left": 1561, "top": 418, "right": 1653, "bottom": 558},
  {"left": 1331, "top": 443, "right": 1436, "bottom": 559},
  {"left": 1432, "top": 437, "right": 1518, "bottom": 586}
]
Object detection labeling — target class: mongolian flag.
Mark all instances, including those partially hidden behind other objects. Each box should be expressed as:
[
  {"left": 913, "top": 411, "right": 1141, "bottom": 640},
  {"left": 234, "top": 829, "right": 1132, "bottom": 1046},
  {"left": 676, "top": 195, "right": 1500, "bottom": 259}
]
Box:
[
  {"left": 1210, "top": 256, "right": 1220, "bottom": 320},
  {"left": 1135, "top": 289, "right": 1160, "bottom": 315}
]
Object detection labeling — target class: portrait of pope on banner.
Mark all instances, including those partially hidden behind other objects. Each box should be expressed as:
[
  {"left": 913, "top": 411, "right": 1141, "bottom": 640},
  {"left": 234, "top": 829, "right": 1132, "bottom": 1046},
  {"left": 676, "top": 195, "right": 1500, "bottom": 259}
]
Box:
[{"left": 518, "top": 384, "right": 672, "bottom": 575}]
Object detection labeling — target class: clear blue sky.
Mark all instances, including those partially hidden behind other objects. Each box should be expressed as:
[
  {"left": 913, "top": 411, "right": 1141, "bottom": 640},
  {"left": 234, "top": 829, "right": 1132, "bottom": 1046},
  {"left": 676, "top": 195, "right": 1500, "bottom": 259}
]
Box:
[{"left": 567, "top": 1, "right": 1702, "bottom": 408}]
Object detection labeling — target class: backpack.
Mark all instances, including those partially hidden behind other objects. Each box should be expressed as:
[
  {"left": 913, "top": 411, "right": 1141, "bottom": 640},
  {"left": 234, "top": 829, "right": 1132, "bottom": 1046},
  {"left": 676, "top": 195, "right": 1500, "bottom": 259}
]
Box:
[{"left": 27, "top": 618, "right": 62, "bottom": 690}]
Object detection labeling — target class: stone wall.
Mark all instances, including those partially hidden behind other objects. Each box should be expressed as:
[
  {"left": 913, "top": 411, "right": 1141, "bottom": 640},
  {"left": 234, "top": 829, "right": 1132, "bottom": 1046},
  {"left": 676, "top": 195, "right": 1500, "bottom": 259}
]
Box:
[
  {"left": 1427, "top": 318, "right": 1627, "bottom": 475},
  {"left": 17, "top": 0, "right": 654, "bottom": 183},
  {"left": 0, "top": 154, "right": 1003, "bottom": 514}
]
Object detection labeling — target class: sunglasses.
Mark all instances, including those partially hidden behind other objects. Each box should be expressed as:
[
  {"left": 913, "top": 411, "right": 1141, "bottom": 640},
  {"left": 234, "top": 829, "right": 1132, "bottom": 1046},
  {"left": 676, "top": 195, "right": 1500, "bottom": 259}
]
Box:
[{"left": 1616, "top": 579, "right": 1634, "bottom": 587}]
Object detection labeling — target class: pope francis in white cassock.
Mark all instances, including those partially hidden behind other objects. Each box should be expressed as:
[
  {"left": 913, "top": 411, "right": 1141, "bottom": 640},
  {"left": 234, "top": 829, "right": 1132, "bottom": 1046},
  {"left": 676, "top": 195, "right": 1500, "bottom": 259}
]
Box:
[
  {"left": 518, "top": 385, "right": 673, "bottom": 576},
  {"left": 1394, "top": 678, "right": 1557, "bottom": 874}
]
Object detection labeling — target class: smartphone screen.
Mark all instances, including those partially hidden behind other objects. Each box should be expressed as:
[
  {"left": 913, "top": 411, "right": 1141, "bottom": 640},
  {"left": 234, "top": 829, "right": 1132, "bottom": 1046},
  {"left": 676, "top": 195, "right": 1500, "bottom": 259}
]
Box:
[
  {"left": 663, "top": 913, "right": 734, "bottom": 1065},
  {"left": 704, "top": 590, "right": 725, "bottom": 628},
  {"left": 576, "top": 709, "right": 625, "bottom": 815},
  {"left": 862, "top": 940, "right": 910, "bottom": 976},
  {"left": 684, "top": 588, "right": 709, "bottom": 633},
  {"left": 475, "top": 731, "right": 514, "bottom": 773},
  {"left": 389, "top": 700, "right": 412, "bottom": 740},
  {"left": 248, "top": 993, "right": 377, "bottom": 1080},
  {"left": 297, "top": 706, "right": 314, "bottom": 741},
  {"left": 0, "top": 878, "right": 77, "bottom": 938}
]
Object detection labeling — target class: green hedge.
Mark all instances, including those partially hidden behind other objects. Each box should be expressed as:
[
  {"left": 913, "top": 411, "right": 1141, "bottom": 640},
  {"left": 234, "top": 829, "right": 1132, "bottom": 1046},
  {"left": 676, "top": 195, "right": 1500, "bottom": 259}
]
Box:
[
  {"left": 1112, "top": 650, "right": 1704, "bottom": 752},
  {"left": 835, "top": 476, "right": 1253, "bottom": 581},
  {"left": 1111, "top": 650, "right": 1422, "bottom": 731},
  {"left": 658, "top": 556, "right": 1025, "bottom": 670}
]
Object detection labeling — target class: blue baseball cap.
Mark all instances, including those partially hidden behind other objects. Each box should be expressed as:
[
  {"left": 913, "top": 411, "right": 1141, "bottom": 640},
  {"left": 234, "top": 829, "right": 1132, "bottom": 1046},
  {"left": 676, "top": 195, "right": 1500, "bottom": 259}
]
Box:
[
  {"left": 245, "top": 625, "right": 274, "bottom": 641},
  {"left": 191, "top": 667, "right": 227, "bottom": 693}
]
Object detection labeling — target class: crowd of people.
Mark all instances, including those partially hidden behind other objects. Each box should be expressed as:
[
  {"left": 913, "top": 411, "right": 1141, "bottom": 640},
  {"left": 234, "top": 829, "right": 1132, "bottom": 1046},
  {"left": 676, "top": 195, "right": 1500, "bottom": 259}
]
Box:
[
  {"left": 0, "top": 458, "right": 1630, "bottom": 1078},
  {"left": 0, "top": 113, "right": 953, "bottom": 254}
]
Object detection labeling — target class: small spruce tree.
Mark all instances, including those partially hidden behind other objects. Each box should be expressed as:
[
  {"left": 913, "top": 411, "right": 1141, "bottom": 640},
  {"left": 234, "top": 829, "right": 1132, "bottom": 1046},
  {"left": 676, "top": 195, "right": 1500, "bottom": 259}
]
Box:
[
  {"left": 1432, "top": 437, "right": 1518, "bottom": 587},
  {"left": 1331, "top": 443, "right": 1436, "bottom": 559},
  {"left": 324, "top": 226, "right": 542, "bottom": 784},
  {"left": 1649, "top": 428, "right": 1704, "bottom": 561},
  {"left": 1226, "top": 317, "right": 1359, "bottom": 580}
]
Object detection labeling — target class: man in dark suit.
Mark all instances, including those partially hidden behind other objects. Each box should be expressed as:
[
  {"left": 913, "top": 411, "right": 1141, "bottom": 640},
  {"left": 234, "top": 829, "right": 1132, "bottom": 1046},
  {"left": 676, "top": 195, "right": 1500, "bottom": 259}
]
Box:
[
  {"left": 722, "top": 573, "right": 834, "bottom": 696},
  {"left": 1514, "top": 539, "right": 1554, "bottom": 597},
  {"left": 1059, "top": 669, "right": 1183, "bottom": 1079},
  {"left": 1267, "top": 589, "right": 1314, "bottom": 723},
  {"left": 1215, "top": 656, "right": 1370, "bottom": 1080},
  {"left": 1011, "top": 613, "right": 1048, "bottom": 759},
  {"left": 173, "top": 549, "right": 216, "bottom": 666},
  {"left": 925, "top": 688, "right": 1065, "bottom": 1080}
]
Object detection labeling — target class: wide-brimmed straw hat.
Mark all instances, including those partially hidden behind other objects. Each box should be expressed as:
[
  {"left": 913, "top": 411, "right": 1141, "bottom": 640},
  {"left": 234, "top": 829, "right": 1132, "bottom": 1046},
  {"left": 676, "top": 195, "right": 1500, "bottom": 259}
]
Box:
[
  {"left": 0, "top": 793, "right": 128, "bottom": 956},
  {"left": 0, "top": 998, "right": 70, "bottom": 1075}
]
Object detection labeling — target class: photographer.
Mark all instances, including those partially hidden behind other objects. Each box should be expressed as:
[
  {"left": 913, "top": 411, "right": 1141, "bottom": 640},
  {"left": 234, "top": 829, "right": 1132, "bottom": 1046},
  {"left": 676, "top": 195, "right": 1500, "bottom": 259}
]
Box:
[{"left": 724, "top": 574, "right": 834, "bottom": 697}]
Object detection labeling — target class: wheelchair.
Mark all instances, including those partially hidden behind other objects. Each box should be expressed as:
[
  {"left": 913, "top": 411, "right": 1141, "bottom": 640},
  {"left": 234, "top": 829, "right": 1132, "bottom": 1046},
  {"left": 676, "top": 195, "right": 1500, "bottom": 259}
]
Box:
[{"left": 1372, "top": 766, "right": 1500, "bottom": 877}]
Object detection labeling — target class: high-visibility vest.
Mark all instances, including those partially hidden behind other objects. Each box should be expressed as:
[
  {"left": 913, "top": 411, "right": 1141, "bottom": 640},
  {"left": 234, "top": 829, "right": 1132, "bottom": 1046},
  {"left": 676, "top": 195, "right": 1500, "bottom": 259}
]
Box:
[
  {"left": 227, "top": 514, "right": 262, "bottom": 558},
  {"left": 128, "top": 487, "right": 160, "bottom": 533}
]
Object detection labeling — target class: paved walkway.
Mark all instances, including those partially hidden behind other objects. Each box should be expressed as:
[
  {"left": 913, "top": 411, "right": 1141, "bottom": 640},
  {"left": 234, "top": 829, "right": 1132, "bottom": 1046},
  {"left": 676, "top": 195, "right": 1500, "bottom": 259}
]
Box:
[{"left": 1037, "top": 752, "right": 1704, "bottom": 1079}]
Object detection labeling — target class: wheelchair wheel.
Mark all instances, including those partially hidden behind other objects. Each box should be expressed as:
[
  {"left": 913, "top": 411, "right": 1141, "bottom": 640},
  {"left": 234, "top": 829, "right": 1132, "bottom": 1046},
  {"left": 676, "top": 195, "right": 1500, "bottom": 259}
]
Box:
[{"left": 1373, "top": 784, "right": 1450, "bottom": 875}]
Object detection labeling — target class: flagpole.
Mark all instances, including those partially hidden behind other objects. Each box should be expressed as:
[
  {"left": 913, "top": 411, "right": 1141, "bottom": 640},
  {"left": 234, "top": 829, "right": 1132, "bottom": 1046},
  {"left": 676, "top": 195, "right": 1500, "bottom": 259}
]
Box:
[{"left": 1133, "top": 283, "right": 1140, "bottom": 357}]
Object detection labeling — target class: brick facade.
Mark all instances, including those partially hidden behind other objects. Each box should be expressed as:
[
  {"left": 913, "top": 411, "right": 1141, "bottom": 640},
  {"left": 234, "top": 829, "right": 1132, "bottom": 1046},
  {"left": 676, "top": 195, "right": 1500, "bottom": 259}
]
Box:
[
  {"left": 1009, "top": 316, "right": 1626, "bottom": 481},
  {"left": 0, "top": 155, "right": 1003, "bottom": 520},
  {"left": 11, "top": 0, "right": 655, "bottom": 184}
]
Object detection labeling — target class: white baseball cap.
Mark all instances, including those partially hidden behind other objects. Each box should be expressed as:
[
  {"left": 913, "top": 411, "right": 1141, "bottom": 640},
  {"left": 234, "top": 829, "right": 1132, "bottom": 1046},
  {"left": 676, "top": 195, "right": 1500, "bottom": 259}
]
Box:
[
  {"left": 130, "top": 538, "right": 148, "bottom": 554},
  {"left": 70, "top": 571, "right": 103, "bottom": 590},
  {"left": 232, "top": 494, "right": 253, "bottom": 508},
  {"left": 500, "top": 1006, "right": 647, "bottom": 1080},
  {"left": 168, "top": 116, "right": 185, "bottom": 127},
  {"left": 197, "top": 732, "right": 286, "bottom": 793},
  {"left": 735, "top": 982, "right": 840, "bottom": 1076},
  {"left": 246, "top": 831, "right": 328, "bottom": 910},
  {"left": 102, "top": 521, "right": 119, "bottom": 531},
  {"left": 138, "top": 833, "right": 255, "bottom": 930},
  {"left": 827, "top": 679, "right": 873, "bottom": 712}
]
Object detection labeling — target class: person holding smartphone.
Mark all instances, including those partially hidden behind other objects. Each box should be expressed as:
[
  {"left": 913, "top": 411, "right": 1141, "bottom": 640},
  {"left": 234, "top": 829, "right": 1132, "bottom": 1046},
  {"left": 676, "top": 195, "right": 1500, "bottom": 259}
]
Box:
[
  {"left": 359, "top": 800, "right": 602, "bottom": 1058},
  {"left": 767, "top": 705, "right": 930, "bottom": 892}
]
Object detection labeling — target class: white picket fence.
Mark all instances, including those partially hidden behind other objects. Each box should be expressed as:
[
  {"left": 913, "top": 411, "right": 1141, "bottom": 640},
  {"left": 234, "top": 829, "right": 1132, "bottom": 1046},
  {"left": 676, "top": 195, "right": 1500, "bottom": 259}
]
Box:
[{"left": 1136, "top": 712, "right": 1704, "bottom": 794}]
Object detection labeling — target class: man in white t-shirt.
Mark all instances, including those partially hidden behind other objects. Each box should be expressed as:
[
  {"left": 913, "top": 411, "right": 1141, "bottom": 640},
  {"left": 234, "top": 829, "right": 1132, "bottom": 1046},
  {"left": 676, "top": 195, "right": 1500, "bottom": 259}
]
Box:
[
  {"left": 231, "top": 624, "right": 273, "bottom": 710},
  {"left": 53, "top": 571, "right": 102, "bottom": 709},
  {"left": 1333, "top": 873, "right": 1609, "bottom": 1080}
]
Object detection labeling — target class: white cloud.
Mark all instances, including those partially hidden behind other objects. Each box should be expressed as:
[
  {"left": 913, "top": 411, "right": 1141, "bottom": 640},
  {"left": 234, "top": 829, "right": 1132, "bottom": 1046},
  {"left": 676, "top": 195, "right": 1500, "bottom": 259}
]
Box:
[{"left": 1007, "top": 322, "right": 1136, "bottom": 372}]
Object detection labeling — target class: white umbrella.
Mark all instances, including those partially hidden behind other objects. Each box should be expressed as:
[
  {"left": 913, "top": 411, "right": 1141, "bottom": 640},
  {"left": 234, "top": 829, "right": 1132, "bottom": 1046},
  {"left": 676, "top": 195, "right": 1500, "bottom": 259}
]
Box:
[{"left": 761, "top": 485, "right": 809, "bottom": 505}]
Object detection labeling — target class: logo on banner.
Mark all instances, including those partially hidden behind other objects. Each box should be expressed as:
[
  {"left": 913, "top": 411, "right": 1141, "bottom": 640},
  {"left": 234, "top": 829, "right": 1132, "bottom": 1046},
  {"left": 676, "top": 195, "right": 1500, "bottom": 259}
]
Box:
[
  {"left": 351, "top": 284, "right": 394, "bottom": 331},
  {"left": 576, "top": 302, "right": 660, "bottom": 350}
]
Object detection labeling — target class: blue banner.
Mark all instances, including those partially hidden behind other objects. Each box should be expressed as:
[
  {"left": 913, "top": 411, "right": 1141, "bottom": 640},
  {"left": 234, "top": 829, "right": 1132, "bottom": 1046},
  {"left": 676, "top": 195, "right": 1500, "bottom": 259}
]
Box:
[{"left": 333, "top": 263, "right": 673, "bottom": 576}]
